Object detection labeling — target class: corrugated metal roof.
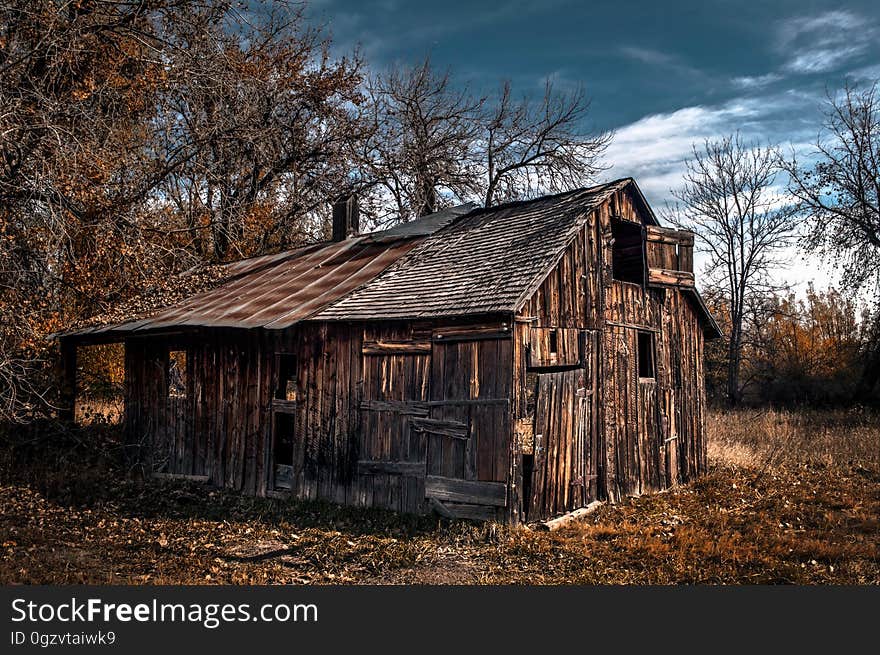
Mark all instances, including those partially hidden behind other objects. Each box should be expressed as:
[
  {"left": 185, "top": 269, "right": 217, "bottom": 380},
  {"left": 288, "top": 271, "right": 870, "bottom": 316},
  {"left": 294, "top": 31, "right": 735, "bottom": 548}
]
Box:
[{"left": 62, "top": 206, "right": 477, "bottom": 339}]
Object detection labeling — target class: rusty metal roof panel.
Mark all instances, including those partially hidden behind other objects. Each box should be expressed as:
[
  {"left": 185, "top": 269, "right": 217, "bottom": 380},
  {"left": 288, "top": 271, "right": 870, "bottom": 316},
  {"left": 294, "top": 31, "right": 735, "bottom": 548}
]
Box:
[
  {"left": 73, "top": 236, "right": 421, "bottom": 336},
  {"left": 65, "top": 205, "right": 485, "bottom": 338}
]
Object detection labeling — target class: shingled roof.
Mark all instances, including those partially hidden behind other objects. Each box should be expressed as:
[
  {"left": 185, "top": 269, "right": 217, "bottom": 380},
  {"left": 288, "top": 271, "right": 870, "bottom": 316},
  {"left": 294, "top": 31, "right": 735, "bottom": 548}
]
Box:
[
  {"left": 63, "top": 178, "right": 720, "bottom": 339},
  {"left": 314, "top": 180, "right": 630, "bottom": 320}
]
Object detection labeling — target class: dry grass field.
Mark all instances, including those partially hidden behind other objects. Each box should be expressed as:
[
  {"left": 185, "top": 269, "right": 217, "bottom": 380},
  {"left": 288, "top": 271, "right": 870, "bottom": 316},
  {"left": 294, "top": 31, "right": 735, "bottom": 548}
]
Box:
[{"left": 1, "top": 408, "right": 878, "bottom": 585}]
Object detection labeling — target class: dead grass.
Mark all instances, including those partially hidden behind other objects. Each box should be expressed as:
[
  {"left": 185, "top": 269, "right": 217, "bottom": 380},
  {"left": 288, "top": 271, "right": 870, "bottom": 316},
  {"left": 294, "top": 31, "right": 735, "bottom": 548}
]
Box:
[
  {"left": 1, "top": 409, "right": 878, "bottom": 585},
  {"left": 707, "top": 407, "right": 880, "bottom": 471}
]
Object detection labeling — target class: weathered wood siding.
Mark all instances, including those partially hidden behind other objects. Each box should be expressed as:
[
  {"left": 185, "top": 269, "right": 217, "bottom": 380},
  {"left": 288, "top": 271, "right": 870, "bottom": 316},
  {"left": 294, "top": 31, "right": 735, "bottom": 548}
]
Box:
[
  {"left": 123, "top": 318, "right": 514, "bottom": 521},
  {"left": 512, "top": 184, "right": 708, "bottom": 520},
  {"left": 122, "top": 183, "right": 708, "bottom": 524}
]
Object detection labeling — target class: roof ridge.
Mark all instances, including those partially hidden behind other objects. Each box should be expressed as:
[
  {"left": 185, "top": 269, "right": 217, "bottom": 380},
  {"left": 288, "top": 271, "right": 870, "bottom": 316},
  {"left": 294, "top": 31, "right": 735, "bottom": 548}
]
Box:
[{"left": 454, "top": 178, "right": 632, "bottom": 218}]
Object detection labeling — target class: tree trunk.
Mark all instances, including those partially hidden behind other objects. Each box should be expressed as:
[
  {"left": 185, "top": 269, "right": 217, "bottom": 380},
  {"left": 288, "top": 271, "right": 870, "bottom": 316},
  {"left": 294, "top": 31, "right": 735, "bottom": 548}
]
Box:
[
  {"left": 726, "top": 319, "right": 743, "bottom": 406},
  {"left": 855, "top": 313, "right": 880, "bottom": 402}
]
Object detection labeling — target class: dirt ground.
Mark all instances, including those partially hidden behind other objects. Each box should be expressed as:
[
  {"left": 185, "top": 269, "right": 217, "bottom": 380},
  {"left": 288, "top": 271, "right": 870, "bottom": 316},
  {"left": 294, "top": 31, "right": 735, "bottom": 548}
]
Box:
[{"left": 1, "top": 410, "right": 878, "bottom": 585}]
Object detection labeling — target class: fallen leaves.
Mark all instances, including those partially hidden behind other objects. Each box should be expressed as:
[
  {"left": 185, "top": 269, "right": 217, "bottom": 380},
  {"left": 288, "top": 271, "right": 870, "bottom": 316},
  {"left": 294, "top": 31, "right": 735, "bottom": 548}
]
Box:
[{"left": 0, "top": 413, "right": 878, "bottom": 585}]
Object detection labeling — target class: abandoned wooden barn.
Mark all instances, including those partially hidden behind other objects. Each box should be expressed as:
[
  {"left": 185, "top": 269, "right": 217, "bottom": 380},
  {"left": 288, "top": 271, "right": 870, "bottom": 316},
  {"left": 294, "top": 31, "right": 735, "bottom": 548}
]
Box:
[{"left": 59, "top": 178, "right": 721, "bottom": 523}]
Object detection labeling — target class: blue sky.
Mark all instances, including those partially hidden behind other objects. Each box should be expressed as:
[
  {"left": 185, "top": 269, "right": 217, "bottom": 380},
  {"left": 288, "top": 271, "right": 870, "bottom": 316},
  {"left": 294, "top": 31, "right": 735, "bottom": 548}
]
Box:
[{"left": 307, "top": 0, "right": 880, "bottom": 291}]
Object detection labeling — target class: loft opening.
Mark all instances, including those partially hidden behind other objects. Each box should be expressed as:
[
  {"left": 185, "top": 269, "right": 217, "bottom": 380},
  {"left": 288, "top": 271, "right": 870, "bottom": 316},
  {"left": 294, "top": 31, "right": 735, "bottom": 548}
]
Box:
[
  {"left": 611, "top": 217, "right": 645, "bottom": 285},
  {"left": 637, "top": 331, "right": 655, "bottom": 380}
]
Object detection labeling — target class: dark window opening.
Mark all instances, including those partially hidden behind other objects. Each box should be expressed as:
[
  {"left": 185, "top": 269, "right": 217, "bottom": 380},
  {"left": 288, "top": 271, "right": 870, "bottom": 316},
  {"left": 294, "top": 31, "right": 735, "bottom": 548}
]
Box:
[
  {"left": 637, "top": 331, "right": 655, "bottom": 379},
  {"left": 273, "top": 412, "right": 295, "bottom": 489},
  {"left": 273, "top": 413, "right": 295, "bottom": 464},
  {"left": 521, "top": 454, "right": 535, "bottom": 521},
  {"left": 168, "top": 350, "right": 187, "bottom": 397},
  {"left": 611, "top": 217, "right": 645, "bottom": 284},
  {"left": 548, "top": 330, "right": 558, "bottom": 355},
  {"left": 275, "top": 354, "right": 297, "bottom": 401}
]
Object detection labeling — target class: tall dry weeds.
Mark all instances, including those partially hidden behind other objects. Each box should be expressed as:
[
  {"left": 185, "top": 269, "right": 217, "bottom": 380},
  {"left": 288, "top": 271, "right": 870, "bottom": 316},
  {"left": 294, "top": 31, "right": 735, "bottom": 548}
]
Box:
[{"left": 707, "top": 407, "right": 880, "bottom": 472}]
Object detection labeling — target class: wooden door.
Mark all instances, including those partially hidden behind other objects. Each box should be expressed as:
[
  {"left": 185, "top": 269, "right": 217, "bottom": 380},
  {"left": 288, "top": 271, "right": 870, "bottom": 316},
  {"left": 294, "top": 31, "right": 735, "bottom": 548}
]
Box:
[{"left": 526, "top": 332, "right": 597, "bottom": 520}]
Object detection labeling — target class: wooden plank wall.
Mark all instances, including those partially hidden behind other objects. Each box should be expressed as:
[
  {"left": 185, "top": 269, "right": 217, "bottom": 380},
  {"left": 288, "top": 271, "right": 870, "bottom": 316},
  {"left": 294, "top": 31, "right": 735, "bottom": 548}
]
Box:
[
  {"left": 512, "top": 215, "right": 603, "bottom": 522},
  {"left": 511, "top": 184, "right": 709, "bottom": 519},
  {"left": 123, "top": 318, "right": 515, "bottom": 520},
  {"left": 599, "top": 186, "right": 707, "bottom": 502},
  {"left": 518, "top": 219, "right": 601, "bottom": 329},
  {"left": 124, "top": 330, "right": 266, "bottom": 492}
]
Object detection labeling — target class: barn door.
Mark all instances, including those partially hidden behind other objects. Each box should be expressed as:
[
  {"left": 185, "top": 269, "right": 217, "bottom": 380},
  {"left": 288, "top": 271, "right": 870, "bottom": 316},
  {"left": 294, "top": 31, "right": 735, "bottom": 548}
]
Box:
[
  {"left": 358, "top": 334, "right": 432, "bottom": 513},
  {"left": 635, "top": 330, "right": 663, "bottom": 492},
  {"left": 606, "top": 327, "right": 663, "bottom": 498},
  {"left": 525, "top": 330, "right": 597, "bottom": 521}
]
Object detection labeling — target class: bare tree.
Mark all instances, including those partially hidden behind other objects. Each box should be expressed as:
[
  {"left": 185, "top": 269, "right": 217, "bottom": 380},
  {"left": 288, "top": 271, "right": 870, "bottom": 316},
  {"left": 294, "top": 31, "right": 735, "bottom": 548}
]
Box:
[
  {"left": 358, "top": 58, "right": 484, "bottom": 222},
  {"left": 481, "top": 81, "right": 611, "bottom": 207},
  {"left": 0, "top": 0, "right": 364, "bottom": 420},
  {"left": 668, "top": 134, "right": 794, "bottom": 405},
  {"left": 154, "top": 1, "right": 365, "bottom": 261},
  {"left": 357, "top": 61, "right": 612, "bottom": 222},
  {"left": 781, "top": 82, "right": 880, "bottom": 398}
]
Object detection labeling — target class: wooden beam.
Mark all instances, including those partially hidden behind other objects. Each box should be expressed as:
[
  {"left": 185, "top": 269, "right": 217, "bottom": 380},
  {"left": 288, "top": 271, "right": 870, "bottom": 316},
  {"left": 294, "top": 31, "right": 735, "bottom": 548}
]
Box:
[
  {"left": 443, "top": 502, "right": 498, "bottom": 521},
  {"left": 433, "top": 322, "right": 511, "bottom": 341},
  {"left": 410, "top": 417, "right": 469, "bottom": 439},
  {"left": 357, "top": 460, "right": 426, "bottom": 476},
  {"left": 605, "top": 321, "right": 660, "bottom": 333},
  {"left": 425, "top": 476, "right": 507, "bottom": 507},
  {"left": 647, "top": 268, "right": 695, "bottom": 287},
  {"left": 426, "top": 398, "right": 509, "bottom": 407},
  {"left": 535, "top": 500, "right": 604, "bottom": 531},
  {"left": 360, "top": 399, "right": 430, "bottom": 416},
  {"left": 646, "top": 225, "right": 695, "bottom": 246},
  {"left": 427, "top": 497, "right": 498, "bottom": 521},
  {"left": 362, "top": 340, "right": 431, "bottom": 355}
]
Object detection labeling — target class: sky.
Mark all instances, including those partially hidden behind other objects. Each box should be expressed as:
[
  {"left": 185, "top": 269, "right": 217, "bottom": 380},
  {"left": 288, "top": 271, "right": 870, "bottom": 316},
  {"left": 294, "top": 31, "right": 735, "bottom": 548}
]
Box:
[{"left": 306, "top": 0, "right": 880, "bottom": 293}]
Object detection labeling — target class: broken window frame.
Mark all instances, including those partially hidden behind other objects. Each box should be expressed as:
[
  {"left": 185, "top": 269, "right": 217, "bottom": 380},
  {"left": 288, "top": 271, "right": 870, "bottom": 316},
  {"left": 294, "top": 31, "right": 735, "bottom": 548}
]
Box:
[{"left": 637, "top": 330, "right": 656, "bottom": 380}]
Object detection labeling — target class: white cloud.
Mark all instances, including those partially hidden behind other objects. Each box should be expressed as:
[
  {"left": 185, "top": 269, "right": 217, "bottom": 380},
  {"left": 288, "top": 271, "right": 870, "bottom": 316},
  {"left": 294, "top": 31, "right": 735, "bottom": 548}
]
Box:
[
  {"left": 777, "top": 10, "right": 877, "bottom": 74},
  {"left": 618, "top": 46, "right": 705, "bottom": 81},
  {"left": 601, "top": 92, "right": 838, "bottom": 293},
  {"left": 731, "top": 73, "right": 782, "bottom": 89},
  {"left": 785, "top": 48, "right": 865, "bottom": 75},
  {"left": 601, "top": 100, "right": 772, "bottom": 199}
]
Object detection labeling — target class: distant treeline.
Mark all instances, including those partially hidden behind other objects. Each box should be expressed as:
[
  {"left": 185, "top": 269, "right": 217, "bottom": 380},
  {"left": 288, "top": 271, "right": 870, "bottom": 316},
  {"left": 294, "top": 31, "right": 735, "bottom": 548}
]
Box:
[{"left": 704, "top": 286, "right": 879, "bottom": 407}]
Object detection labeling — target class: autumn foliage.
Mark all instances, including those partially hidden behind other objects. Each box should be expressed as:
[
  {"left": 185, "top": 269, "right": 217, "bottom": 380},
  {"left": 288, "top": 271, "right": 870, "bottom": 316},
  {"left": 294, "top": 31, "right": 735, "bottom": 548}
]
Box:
[{"left": 703, "top": 286, "right": 877, "bottom": 406}]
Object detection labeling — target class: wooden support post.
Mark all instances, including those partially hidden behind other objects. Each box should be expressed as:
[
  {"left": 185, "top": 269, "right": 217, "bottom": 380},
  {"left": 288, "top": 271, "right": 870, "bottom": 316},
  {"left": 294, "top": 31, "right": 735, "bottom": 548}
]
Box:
[{"left": 59, "top": 337, "right": 76, "bottom": 422}]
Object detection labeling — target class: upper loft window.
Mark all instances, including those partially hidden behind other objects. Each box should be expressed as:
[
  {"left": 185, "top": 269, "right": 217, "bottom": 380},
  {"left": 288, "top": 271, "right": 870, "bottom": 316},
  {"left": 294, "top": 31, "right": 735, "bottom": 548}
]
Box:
[
  {"left": 275, "top": 354, "right": 297, "bottom": 401},
  {"left": 611, "top": 217, "right": 645, "bottom": 285}
]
